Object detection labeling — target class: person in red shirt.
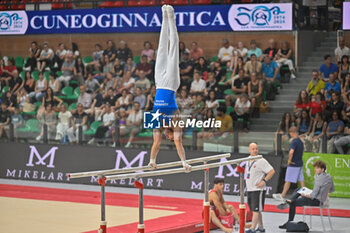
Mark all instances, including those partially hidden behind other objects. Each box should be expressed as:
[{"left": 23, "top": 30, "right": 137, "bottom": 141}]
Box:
[
  {"left": 293, "top": 90, "right": 310, "bottom": 118},
  {"left": 309, "top": 93, "right": 326, "bottom": 119},
  {"left": 190, "top": 41, "right": 204, "bottom": 62},
  {"left": 0, "top": 58, "right": 18, "bottom": 88}
]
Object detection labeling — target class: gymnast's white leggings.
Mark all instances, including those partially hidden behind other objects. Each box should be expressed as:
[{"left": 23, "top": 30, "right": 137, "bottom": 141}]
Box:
[{"left": 154, "top": 10, "right": 180, "bottom": 92}]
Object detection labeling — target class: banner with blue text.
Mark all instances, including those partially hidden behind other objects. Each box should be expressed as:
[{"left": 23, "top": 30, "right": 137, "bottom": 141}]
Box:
[{"left": 0, "top": 3, "right": 292, "bottom": 35}]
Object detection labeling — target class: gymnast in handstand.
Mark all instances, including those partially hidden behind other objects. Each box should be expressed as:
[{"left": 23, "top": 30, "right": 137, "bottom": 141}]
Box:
[{"left": 148, "top": 5, "right": 191, "bottom": 172}]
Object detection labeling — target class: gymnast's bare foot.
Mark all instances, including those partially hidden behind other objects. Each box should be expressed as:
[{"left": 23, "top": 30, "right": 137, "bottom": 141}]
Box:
[{"left": 148, "top": 162, "right": 157, "bottom": 170}]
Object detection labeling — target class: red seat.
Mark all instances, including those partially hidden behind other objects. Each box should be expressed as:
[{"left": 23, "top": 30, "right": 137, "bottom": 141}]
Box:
[
  {"left": 193, "top": 0, "right": 211, "bottom": 4},
  {"left": 52, "top": 0, "right": 71, "bottom": 9},
  {"left": 98, "top": 1, "right": 114, "bottom": 8},
  {"left": 113, "top": 1, "right": 123, "bottom": 7},
  {"left": 139, "top": 0, "right": 155, "bottom": 6},
  {"left": 160, "top": 0, "right": 173, "bottom": 5},
  {"left": 10, "top": 0, "right": 26, "bottom": 10},
  {"left": 128, "top": 0, "right": 140, "bottom": 7},
  {"left": 173, "top": 0, "right": 188, "bottom": 5}
]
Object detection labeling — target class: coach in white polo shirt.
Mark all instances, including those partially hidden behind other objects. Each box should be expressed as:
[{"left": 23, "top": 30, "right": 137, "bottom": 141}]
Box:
[{"left": 245, "top": 143, "right": 275, "bottom": 233}]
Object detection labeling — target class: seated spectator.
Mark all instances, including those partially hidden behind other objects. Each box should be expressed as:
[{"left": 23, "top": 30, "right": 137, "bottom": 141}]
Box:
[
  {"left": 77, "top": 85, "right": 93, "bottom": 109},
  {"left": 141, "top": 41, "right": 155, "bottom": 63},
  {"left": 55, "top": 104, "right": 72, "bottom": 142},
  {"left": 88, "top": 103, "right": 115, "bottom": 145},
  {"left": 226, "top": 69, "right": 249, "bottom": 103},
  {"left": 145, "top": 86, "right": 156, "bottom": 111},
  {"left": 262, "top": 56, "right": 280, "bottom": 100},
  {"left": 134, "top": 87, "right": 146, "bottom": 109},
  {"left": 193, "top": 57, "right": 208, "bottom": 79},
  {"left": 275, "top": 112, "right": 295, "bottom": 154},
  {"left": 205, "top": 90, "right": 219, "bottom": 116},
  {"left": 309, "top": 93, "right": 326, "bottom": 119},
  {"left": 247, "top": 72, "right": 263, "bottom": 118},
  {"left": 22, "top": 96, "right": 35, "bottom": 114},
  {"left": 177, "top": 89, "right": 193, "bottom": 116},
  {"left": 37, "top": 42, "right": 54, "bottom": 72},
  {"left": 231, "top": 56, "right": 245, "bottom": 78},
  {"left": 54, "top": 43, "right": 67, "bottom": 69},
  {"left": 42, "top": 87, "right": 63, "bottom": 113},
  {"left": 247, "top": 40, "right": 263, "bottom": 60},
  {"left": 320, "top": 55, "right": 338, "bottom": 82},
  {"left": 190, "top": 41, "right": 204, "bottom": 62},
  {"left": 24, "top": 41, "right": 40, "bottom": 72},
  {"left": 293, "top": 90, "right": 310, "bottom": 118},
  {"left": 73, "top": 57, "right": 85, "bottom": 86},
  {"left": 326, "top": 91, "right": 344, "bottom": 121},
  {"left": 119, "top": 71, "right": 135, "bottom": 94},
  {"left": 112, "top": 57, "right": 124, "bottom": 78},
  {"left": 57, "top": 53, "right": 75, "bottom": 87},
  {"left": 95, "top": 54, "right": 114, "bottom": 83},
  {"left": 342, "top": 74, "right": 350, "bottom": 100},
  {"left": 116, "top": 40, "right": 133, "bottom": 64},
  {"left": 296, "top": 109, "right": 312, "bottom": 146},
  {"left": 2, "top": 91, "right": 17, "bottom": 113},
  {"left": 36, "top": 103, "right": 57, "bottom": 141},
  {"left": 192, "top": 94, "right": 205, "bottom": 119},
  {"left": 326, "top": 111, "right": 344, "bottom": 153},
  {"left": 103, "top": 40, "right": 116, "bottom": 62},
  {"left": 216, "top": 106, "right": 233, "bottom": 138},
  {"left": 335, "top": 94, "right": 350, "bottom": 153},
  {"left": 179, "top": 41, "right": 190, "bottom": 62},
  {"left": 85, "top": 73, "right": 100, "bottom": 93},
  {"left": 324, "top": 73, "right": 341, "bottom": 102},
  {"left": 103, "top": 87, "right": 117, "bottom": 108},
  {"left": 263, "top": 39, "right": 278, "bottom": 60},
  {"left": 190, "top": 71, "right": 206, "bottom": 95},
  {"left": 116, "top": 89, "right": 131, "bottom": 109},
  {"left": 197, "top": 109, "right": 216, "bottom": 140},
  {"left": 9, "top": 69, "right": 22, "bottom": 96},
  {"left": 211, "top": 61, "right": 226, "bottom": 83},
  {"left": 20, "top": 71, "right": 35, "bottom": 97},
  {"left": 17, "top": 88, "right": 28, "bottom": 111},
  {"left": 179, "top": 51, "right": 194, "bottom": 88},
  {"left": 232, "top": 94, "right": 251, "bottom": 132},
  {"left": 335, "top": 37, "right": 350, "bottom": 64},
  {"left": 135, "top": 70, "right": 151, "bottom": 94},
  {"left": 88, "top": 43, "right": 104, "bottom": 72},
  {"left": 135, "top": 55, "right": 152, "bottom": 78},
  {"left": 275, "top": 41, "right": 296, "bottom": 79},
  {"left": 29, "top": 72, "right": 47, "bottom": 102},
  {"left": 1, "top": 58, "right": 18, "bottom": 89},
  {"left": 71, "top": 42, "right": 80, "bottom": 59},
  {"left": 102, "top": 72, "right": 115, "bottom": 93},
  {"left": 204, "top": 72, "right": 220, "bottom": 98},
  {"left": 48, "top": 72, "right": 61, "bottom": 96},
  {"left": 236, "top": 41, "right": 248, "bottom": 61},
  {"left": 338, "top": 55, "right": 349, "bottom": 84},
  {"left": 342, "top": 92, "right": 350, "bottom": 128},
  {"left": 217, "top": 39, "right": 234, "bottom": 66},
  {"left": 0, "top": 102, "right": 10, "bottom": 139},
  {"left": 307, "top": 112, "right": 327, "bottom": 153},
  {"left": 67, "top": 103, "right": 88, "bottom": 144},
  {"left": 244, "top": 54, "right": 262, "bottom": 77},
  {"left": 122, "top": 102, "right": 142, "bottom": 148},
  {"left": 11, "top": 108, "right": 23, "bottom": 137},
  {"left": 306, "top": 70, "right": 325, "bottom": 96},
  {"left": 124, "top": 57, "right": 136, "bottom": 76}
]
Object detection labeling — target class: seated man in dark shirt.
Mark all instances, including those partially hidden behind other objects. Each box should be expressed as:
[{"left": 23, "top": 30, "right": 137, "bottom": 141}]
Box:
[
  {"left": 225, "top": 69, "right": 249, "bottom": 102},
  {"left": 115, "top": 40, "right": 133, "bottom": 64},
  {"left": 0, "top": 102, "right": 11, "bottom": 139},
  {"left": 135, "top": 55, "right": 152, "bottom": 79},
  {"left": 262, "top": 39, "right": 278, "bottom": 61},
  {"left": 179, "top": 51, "right": 194, "bottom": 88}
]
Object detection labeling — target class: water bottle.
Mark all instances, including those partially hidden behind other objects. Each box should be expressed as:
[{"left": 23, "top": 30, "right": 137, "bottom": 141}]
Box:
[{"left": 233, "top": 222, "right": 239, "bottom": 232}]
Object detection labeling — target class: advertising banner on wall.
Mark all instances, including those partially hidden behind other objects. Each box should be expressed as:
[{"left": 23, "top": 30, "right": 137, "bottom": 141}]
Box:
[
  {"left": 0, "top": 3, "right": 293, "bottom": 35},
  {"left": 343, "top": 2, "right": 350, "bottom": 30},
  {"left": 303, "top": 153, "right": 350, "bottom": 198},
  {"left": 0, "top": 142, "right": 282, "bottom": 197}
]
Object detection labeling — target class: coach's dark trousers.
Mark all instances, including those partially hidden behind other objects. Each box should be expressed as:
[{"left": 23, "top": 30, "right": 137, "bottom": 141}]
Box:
[{"left": 288, "top": 189, "right": 320, "bottom": 221}]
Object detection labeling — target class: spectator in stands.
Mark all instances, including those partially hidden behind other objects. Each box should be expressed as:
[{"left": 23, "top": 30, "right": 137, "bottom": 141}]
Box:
[
  {"left": 309, "top": 93, "right": 326, "bottom": 119},
  {"left": 296, "top": 109, "right": 312, "bottom": 147},
  {"left": 247, "top": 40, "right": 263, "bottom": 60},
  {"left": 48, "top": 72, "right": 61, "bottom": 96},
  {"left": 17, "top": 88, "right": 28, "bottom": 111},
  {"left": 335, "top": 37, "right": 350, "bottom": 64},
  {"left": 103, "top": 87, "right": 117, "bottom": 108},
  {"left": 42, "top": 87, "right": 63, "bottom": 113},
  {"left": 308, "top": 112, "right": 327, "bottom": 153},
  {"left": 37, "top": 42, "right": 54, "bottom": 72},
  {"left": 11, "top": 108, "right": 23, "bottom": 137},
  {"left": 205, "top": 90, "right": 219, "bottom": 116},
  {"left": 135, "top": 55, "right": 152, "bottom": 78},
  {"left": 2, "top": 91, "right": 17, "bottom": 113},
  {"left": 115, "top": 89, "right": 131, "bottom": 110},
  {"left": 190, "top": 71, "right": 206, "bottom": 95},
  {"left": 90, "top": 88, "right": 104, "bottom": 120},
  {"left": 119, "top": 71, "right": 135, "bottom": 94},
  {"left": 113, "top": 57, "right": 124, "bottom": 78},
  {"left": 193, "top": 57, "right": 208, "bottom": 79},
  {"left": 124, "top": 57, "right": 136, "bottom": 76},
  {"left": 244, "top": 54, "right": 262, "bottom": 78},
  {"left": 67, "top": 103, "right": 88, "bottom": 144},
  {"left": 134, "top": 87, "right": 146, "bottom": 109},
  {"left": 88, "top": 103, "right": 115, "bottom": 145},
  {"left": 71, "top": 42, "right": 80, "bottom": 59},
  {"left": 327, "top": 111, "right": 344, "bottom": 153},
  {"left": 216, "top": 106, "right": 233, "bottom": 138},
  {"left": 217, "top": 39, "right": 234, "bottom": 66},
  {"left": 231, "top": 56, "right": 245, "bottom": 79},
  {"left": 324, "top": 73, "right": 341, "bottom": 102},
  {"left": 88, "top": 43, "right": 104, "bottom": 72},
  {"left": 190, "top": 41, "right": 204, "bottom": 62},
  {"left": 103, "top": 40, "right": 116, "bottom": 62},
  {"left": 179, "top": 41, "right": 190, "bottom": 62},
  {"left": 145, "top": 86, "right": 156, "bottom": 111},
  {"left": 135, "top": 70, "right": 151, "bottom": 94},
  {"left": 20, "top": 71, "right": 35, "bottom": 97},
  {"left": 293, "top": 90, "right": 309, "bottom": 118},
  {"left": 54, "top": 43, "right": 67, "bottom": 70},
  {"left": 236, "top": 41, "right": 248, "bottom": 61},
  {"left": 334, "top": 132, "right": 350, "bottom": 154},
  {"left": 248, "top": 72, "right": 263, "bottom": 118},
  {"left": 192, "top": 94, "right": 205, "bottom": 119},
  {"left": 276, "top": 41, "right": 296, "bottom": 80},
  {"left": 179, "top": 51, "right": 194, "bottom": 88},
  {"left": 204, "top": 72, "right": 220, "bottom": 98},
  {"left": 9, "top": 69, "right": 22, "bottom": 95},
  {"left": 334, "top": 93, "right": 350, "bottom": 153},
  {"left": 275, "top": 112, "right": 295, "bottom": 153},
  {"left": 176, "top": 89, "right": 192, "bottom": 116},
  {"left": 58, "top": 53, "right": 75, "bottom": 87},
  {"left": 102, "top": 72, "right": 115, "bottom": 94},
  {"left": 211, "top": 60, "right": 226, "bottom": 83},
  {"left": 122, "top": 101, "right": 142, "bottom": 148},
  {"left": 320, "top": 55, "right": 338, "bottom": 82},
  {"left": 1, "top": 58, "right": 18, "bottom": 89},
  {"left": 262, "top": 56, "right": 280, "bottom": 100},
  {"left": 338, "top": 55, "right": 349, "bottom": 83},
  {"left": 306, "top": 70, "right": 325, "bottom": 96},
  {"left": 0, "top": 102, "right": 10, "bottom": 139},
  {"left": 116, "top": 40, "right": 133, "bottom": 64},
  {"left": 141, "top": 41, "right": 155, "bottom": 63},
  {"left": 55, "top": 104, "right": 71, "bottom": 142},
  {"left": 24, "top": 41, "right": 41, "bottom": 72},
  {"left": 73, "top": 57, "right": 85, "bottom": 86},
  {"left": 342, "top": 76, "right": 350, "bottom": 104},
  {"left": 197, "top": 109, "right": 216, "bottom": 140},
  {"left": 36, "top": 103, "right": 57, "bottom": 141},
  {"left": 232, "top": 94, "right": 251, "bottom": 132},
  {"left": 85, "top": 72, "right": 100, "bottom": 93},
  {"left": 263, "top": 39, "right": 278, "bottom": 60},
  {"left": 32, "top": 72, "right": 47, "bottom": 102},
  {"left": 227, "top": 69, "right": 249, "bottom": 103},
  {"left": 111, "top": 108, "right": 127, "bottom": 147},
  {"left": 96, "top": 54, "right": 113, "bottom": 83},
  {"left": 77, "top": 85, "right": 93, "bottom": 109},
  {"left": 326, "top": 91, "right": 344, "bottom": 121}
]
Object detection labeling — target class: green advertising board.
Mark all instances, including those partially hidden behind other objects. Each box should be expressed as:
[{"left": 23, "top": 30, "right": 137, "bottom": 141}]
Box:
[{"left": 303, "top": 153, "right": 350, "bottom": 198}]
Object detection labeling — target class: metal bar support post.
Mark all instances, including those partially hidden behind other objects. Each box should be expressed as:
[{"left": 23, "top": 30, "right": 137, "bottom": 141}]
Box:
[
  {"left": 98, "top": 176, "right": 107, "bottom": 233},
  {"left": 203, "top": 162, "right": 210, "bottom": 233},
  {"left": 237, "top": 166, "right": 245, "bottom": 233},
  {"left": 134, "top": 180, "right": 145, "bottom": 233}
]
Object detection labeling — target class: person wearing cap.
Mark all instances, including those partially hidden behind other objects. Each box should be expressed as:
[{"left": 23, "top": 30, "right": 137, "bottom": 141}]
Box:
[
  {"left": 116, "top": 40, "right": 133, "bottom": 64},
  {"left": 247, "top": 40, "right": 263, "bottom": 61},
  {"left": 218, "top": 38, "right": 234, "bottom": 66}
]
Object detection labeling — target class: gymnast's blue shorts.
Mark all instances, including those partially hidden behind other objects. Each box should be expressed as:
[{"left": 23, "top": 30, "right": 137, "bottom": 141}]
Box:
[{"left": 152, "top": 88, "right": 178, "bottom": 116}]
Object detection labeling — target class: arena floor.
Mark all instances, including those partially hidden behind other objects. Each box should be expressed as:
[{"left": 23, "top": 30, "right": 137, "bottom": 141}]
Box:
[{"left": 1, "top": 178, "right": 349, "bottom": 233}]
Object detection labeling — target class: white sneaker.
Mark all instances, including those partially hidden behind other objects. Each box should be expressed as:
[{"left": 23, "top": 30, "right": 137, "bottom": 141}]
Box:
[
  {"left": 88, "top": 138, "right": 95, "bottom": 145},
  {"left": 125, "top": 142, "right": 131, "bottom": 148},
  {"left": 272, "top": 193, "right": 285, "bottom": 202},
  {"left": 291, "top": 73, "right": 296, "bottom": 79},
  {"left": 23, "top": 66, "right": 31, "bottom": 71},
  {"left": 36, "top": 135, "right": 42, "bottom": 141}
]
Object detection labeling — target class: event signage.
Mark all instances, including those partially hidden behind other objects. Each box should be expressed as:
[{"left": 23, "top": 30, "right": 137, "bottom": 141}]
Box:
[
  {"left": 303, "top": 153, "right": 350, "bottom": 198},
  {"left": 343, "top": 2, "right": 350, "bottom": 30},
  {"left": 0, "top": 142, "right": 282, "bottom": 196},
  {"left": 0, "top": 3, "right": 293, "bottom": 35}
]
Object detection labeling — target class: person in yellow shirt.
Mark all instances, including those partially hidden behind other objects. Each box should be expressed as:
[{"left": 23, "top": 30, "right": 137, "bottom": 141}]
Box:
[
  {"left": 306, "top": 70, "right": 325, "bottom": 96},
  {"left": 216, "top": 107, "right": 233, "bottom": 138}
]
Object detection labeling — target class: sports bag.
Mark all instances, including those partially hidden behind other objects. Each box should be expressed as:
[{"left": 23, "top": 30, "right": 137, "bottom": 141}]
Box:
[{"left": 286, "top": 221, "right": 309, "bottom": 232}]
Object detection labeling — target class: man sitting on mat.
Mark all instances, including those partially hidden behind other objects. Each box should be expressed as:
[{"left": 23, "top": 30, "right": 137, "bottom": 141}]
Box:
[
  {"left": 147, "top": 5, "right": 191, "bottom": 172},
  {"left": 209, "top": 177, "right": 239, "bottom": 233}
]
